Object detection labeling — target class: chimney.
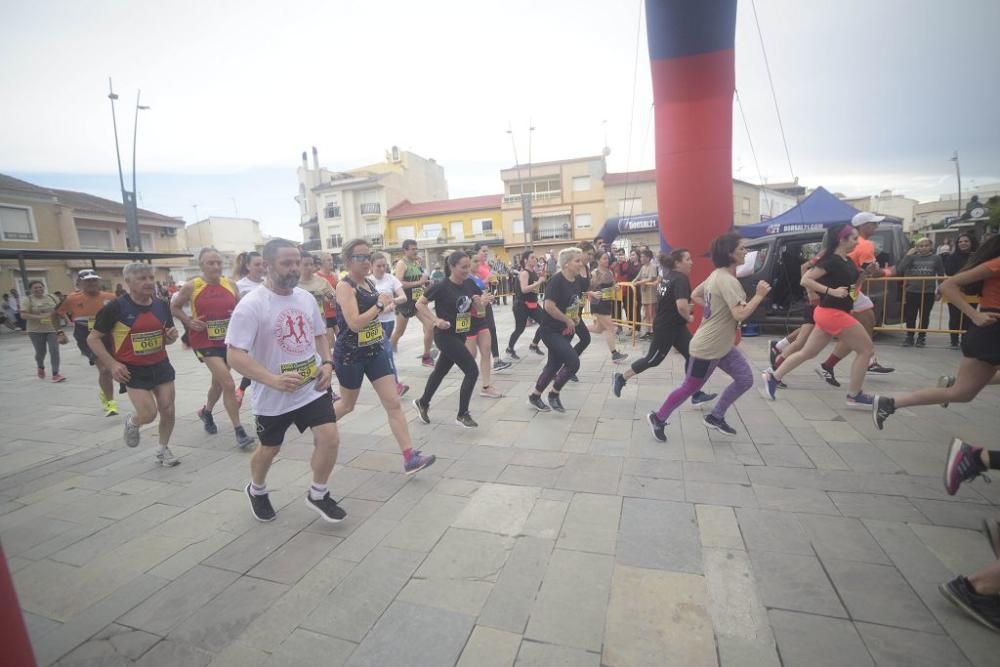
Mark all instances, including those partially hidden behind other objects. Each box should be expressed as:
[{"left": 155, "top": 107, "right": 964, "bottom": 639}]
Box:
[
  {"left": 312, "top": 146, "right": 319, "bottom": 171},
  {"left": 301, "top": 151, "right": 308, "bottom": 170}
]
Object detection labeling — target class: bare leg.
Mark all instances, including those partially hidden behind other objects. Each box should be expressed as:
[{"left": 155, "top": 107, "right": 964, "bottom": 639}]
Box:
[
  {"left": 599, "top": 315, "right": 616, "bottom": 352},
  {"left": 776, "top": 324, "right": 812, "bottom": 363},
  {"left": 333, "top": 387, "right": 360, "bottom": 421},
  {"left": 893, "top": 358, "right": 997, "bottom": 409},
  {"left": 774, "top": 327, "right": 834, "bottom": 380},
  {"left": 309, "top": 422, "right": 340, "bottom": 485},
  {"left": 250, "top": 444, "right": 280, "bottom": 486},
  {"left": 835, "top": 323, "right": 874, "bottom": 395},
  {"left": 203, "top": 356, "right": 240, "bottom": 428},
  {"left": 125, "top": 387, "right": 159, "bottom": 426},
  {"left": 151, "top": 382, "right": 176, "bottom": 446},
  {"left": 468, "top": 334, "right": 491, "bottom": 388},
  {"left": 390, "top": 313, "right": 408, "bottom": 352},
  {"left": 371, "top": 374, "right": 411, "bottom": 451},
  {"left": 968, "top": 560, "right": 1000, "bottom": 595},
  {"left": 422, "top": 320, "right": 434, "bottom": 356},
  {"left": 96, "top": 360, "right": 114, "bottom": 400}
]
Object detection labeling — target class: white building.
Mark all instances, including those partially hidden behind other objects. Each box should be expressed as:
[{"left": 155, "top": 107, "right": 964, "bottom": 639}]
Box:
[
  {"left": 913, "top": 183, "right": 1000, "bottom": 234},
  {"left": 841, "top": 190, "right": 918, "bottom": 231},
  {"left": 758, "top": 187, "right": 798, "bottom": 221},
  {"left": 183, "top": 216, "right": 265, "bottom": 254}
]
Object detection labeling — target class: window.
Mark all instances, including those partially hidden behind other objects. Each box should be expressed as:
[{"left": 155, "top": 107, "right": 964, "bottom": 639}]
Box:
[
  {"left": 140, "top": 232, "right": 154, "bottom": 250},
  {"left": 572, "top": 176, "right": 591, "bottom": 192},
  {"left": 575, "top": 213, "right": 592, "bottom": 230},
  {"left": 450, "top": 221, "right": 464, "bottom": 241},
  {"left": 618, "top": 198, "right": 642, "bottom": 217},
  {"left": 78, "top": 228, "right": 113, "bottom": 250},
  {"left": 396, "top": 225, "right": 415, "bottom": 242},
  {"left": 324, "top": 204, "right": 341, "bottom": 218},
  {"left": 419, "top": 223, "right": 442, "bottom": 240},
  {"left": 537, "top": 215, "right": 571, "bottom": 240},
  {"left": 0, "top": 204, "right": 37, "bottom": 241},
  {"left": 472, "top": 218, "right": 493, "bottom": 235},
  {"left": 511, "top": 179, "right": 561, "bottom": 197},
  {"left": 741, "top": 197, "right": 751, "bottom": 215},
  {"left": 513, "top": 219, "right": 524, "bottom": 235},
  {"left": 327, "top": 234, "right": 344, "bottom": 249}
]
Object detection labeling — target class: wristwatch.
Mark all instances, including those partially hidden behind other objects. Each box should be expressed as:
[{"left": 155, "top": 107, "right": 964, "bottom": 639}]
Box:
[
  {"left": 376, "top": 302, "right": 385, "bottom": 312},
  {"left": 321, "top": 360, "right": 334, "bottom": 369}
]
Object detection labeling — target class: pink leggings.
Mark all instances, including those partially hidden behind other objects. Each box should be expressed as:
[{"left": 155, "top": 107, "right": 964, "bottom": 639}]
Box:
[{"left": 655, "top": 346, "right": 753, "bottom": 422}]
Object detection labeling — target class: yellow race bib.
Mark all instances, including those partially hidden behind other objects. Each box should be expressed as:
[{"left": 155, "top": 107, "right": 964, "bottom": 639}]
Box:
[
  {"left": 280, "top": 357, "right": 318, "bottom": 384},
  {"left": 455, "top": 313, "right": 471, "bottom": 333},
  {"left": 600, "top": 286, "right": 615, "bottom": 300},
  {"left": 131, "top": 330, "right": 163, "bottom": 355},
  {"left": 87, "top": 317, "right": 96, "bottom": 331},
  {"left": 848, "top": 285, "right": 858, "bottom": 301},
  {"left": 566, "top": 305, "right": 581, "bottom": 324},
  {"left": 412, "top": 287, "right": 424, "bottom": 301},
  {"left": 207, "top": 319, "right": 228, "bottom": 340},
  {"left": 358, "top": 320, "right": 384, "bottom": 347}
]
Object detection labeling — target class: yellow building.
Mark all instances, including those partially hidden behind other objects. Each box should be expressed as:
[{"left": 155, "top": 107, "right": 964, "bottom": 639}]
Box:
[{"left": 385, "top": 194, "right": 505, "bottom": 268}]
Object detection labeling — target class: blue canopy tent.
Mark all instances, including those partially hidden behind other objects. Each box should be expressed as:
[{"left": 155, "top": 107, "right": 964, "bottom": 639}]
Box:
[{"left": 738, "top": 186, "right": 891, "bottom": 239}]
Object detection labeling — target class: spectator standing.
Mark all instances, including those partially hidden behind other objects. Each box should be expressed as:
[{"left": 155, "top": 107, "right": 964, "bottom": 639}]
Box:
[
  {"left": 943, "top": 232, "right": 979, "bottom": 347},
  {"left": 896, "top": 238, "right": 946, "bottom": 347}
]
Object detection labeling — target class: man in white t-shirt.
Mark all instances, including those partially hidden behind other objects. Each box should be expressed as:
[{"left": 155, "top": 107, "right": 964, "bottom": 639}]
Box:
[{"left": 226, "top": 238, "right": 344, "bottom": 524}]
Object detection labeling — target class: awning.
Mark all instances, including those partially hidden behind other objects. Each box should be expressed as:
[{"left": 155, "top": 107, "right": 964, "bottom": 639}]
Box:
[{"left": 0, "top": 249, "right": 193, "bottom": 289}]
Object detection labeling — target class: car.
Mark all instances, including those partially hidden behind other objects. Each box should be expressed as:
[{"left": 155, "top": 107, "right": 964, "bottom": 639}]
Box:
[{"left": 737, "top": 224, "right": 909, "bottom": 329}]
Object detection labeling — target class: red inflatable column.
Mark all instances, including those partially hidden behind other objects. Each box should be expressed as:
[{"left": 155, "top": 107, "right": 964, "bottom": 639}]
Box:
[{"left": 0, "top": 545, "right": 36, "bottom": 666}]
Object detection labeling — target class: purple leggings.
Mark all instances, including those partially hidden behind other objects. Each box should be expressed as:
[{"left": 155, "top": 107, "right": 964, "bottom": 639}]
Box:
[{"left": 655, "top": 346, "right": 754, "bottom": 422}]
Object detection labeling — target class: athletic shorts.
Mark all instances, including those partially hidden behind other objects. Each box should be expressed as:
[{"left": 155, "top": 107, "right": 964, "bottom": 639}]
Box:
[
  {"left": 802, "top": 303, "right": 816, "bottom": 325},
  {"left": 591, "top": 301, "right": 613, "bottom": 316},
  {"left": 961, "top": 311, "right": 1000, "bottom": 366},
  {"left": 73, "top": 323, "right": 97, "bottom": 364},
  {"left": 254, "top": 390, "right": 336, "bottom": 447},
  {"left": 334, "top": 351, "right": 394, "bottom": 390},
  {"left": 325, "top": 317, "right": 338, "bottom": 329},
  {"left": 121, "top": 359, "right": 175, "bottom": 392},
  {"left": 814, "top": 307, "right": 858, "bottom": 336},
  {"left": 397, "top": 301, "right": 418, "bottom": 319},
  {"left": 194, "top": 347, "right": 227, "bottom": 363},
  {"left": 851, "top": 292, "right": 874, "bottom": 313}
]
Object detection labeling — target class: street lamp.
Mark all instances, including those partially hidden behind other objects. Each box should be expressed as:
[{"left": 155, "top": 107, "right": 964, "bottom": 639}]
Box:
[
  {"left": 949, "top": 151, "right": 962, "bottom": 219},
  {"left": 107, "top": 78, "right": 150, "bottom": 251}
]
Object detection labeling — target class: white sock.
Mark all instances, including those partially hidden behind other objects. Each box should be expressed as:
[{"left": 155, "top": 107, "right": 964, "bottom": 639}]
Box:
[
  {"left": 249, "top": 482, "right": 268, "bottom": 496},
  {"left": 775, "top": 337, "right": 791, "bottom": 352},
  {"left": 309, "top": 483, "right": 328, "bottom": 500}
]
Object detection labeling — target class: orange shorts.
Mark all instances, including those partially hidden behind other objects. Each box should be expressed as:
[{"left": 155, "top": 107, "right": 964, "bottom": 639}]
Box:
[{"left": 814, "top": 307, "right": 859, "bottom": 336}]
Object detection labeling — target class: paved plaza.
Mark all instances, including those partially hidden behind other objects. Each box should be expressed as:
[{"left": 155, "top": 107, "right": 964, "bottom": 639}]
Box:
[{"left": 3, "top": 306, "right": 999, "bottom": 667}]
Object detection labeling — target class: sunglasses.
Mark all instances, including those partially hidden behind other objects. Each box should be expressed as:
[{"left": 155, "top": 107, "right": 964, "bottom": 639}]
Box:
[{"left": 350, "top": 254, "right": 372, "bottom": 262}]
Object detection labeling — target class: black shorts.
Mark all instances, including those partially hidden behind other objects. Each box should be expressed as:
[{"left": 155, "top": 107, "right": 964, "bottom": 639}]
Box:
[
  {"left": 591, "top": 301, "right": 613, "bottom": 316},
  {"left": 961, "top": 312, "right": 1000, "bottom": 366},
  {"left": 254, "top": 390, "right": 336, "bottom": 446},
  {"left": 334, "top": 350, "right": 394, "bottom": 390},
  {"left": 122, "top": 359, "right": 175, "bottom": 392},
  {"left": 325, "top": 317, "right": 338, "bottom": 329},
  {"left": 397, "top": 301, "right": 418, "bottom": 319},
  {"left": 803, "top": 303, "right": 816, "bottom": 325},
  {"left": 194, "top": 347, "right": 227, "bottom": 363},
  {"left": 73, "top": 323, "right": 97, "bottom": 364}
]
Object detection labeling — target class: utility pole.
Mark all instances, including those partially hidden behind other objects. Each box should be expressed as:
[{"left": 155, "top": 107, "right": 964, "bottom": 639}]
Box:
[
  {"left": 108, "top": 78, "right": 149, "bottom": 252},
  {"left": 950, "top": 151, "right": 962, "bottom": 219}
]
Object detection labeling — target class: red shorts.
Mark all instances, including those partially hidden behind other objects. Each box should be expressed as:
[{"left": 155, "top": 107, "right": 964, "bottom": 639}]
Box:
[{"left": 814, "top": 307, "right": 858, "bottom": 336}]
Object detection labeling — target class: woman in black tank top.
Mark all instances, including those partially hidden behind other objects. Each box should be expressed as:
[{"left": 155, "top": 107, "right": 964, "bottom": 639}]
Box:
[
  {"left": 506, "top": 251, "right": 545, "bottom": 358},
  {"left": 587, "top": 252, "right": 627, "bottom": 363}
]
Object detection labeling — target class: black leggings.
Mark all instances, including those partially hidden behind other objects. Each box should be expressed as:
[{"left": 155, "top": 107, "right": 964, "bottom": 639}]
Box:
[
  {"left": 631, "top": 323, "right": 692, "bottom": 376},
  {"left": 534, "top": 327, "right": 580, "bottom": 393},
  {"left": 573, "top": 320, "right": 590, "bottom": 356},
  {"left": 903, "top": 293, "right": 933, "bottom": 338},
  {"left": 420, "top": 332, "right": 479, "bottom": 416},
  {"left": 508, "top": 301, "right": 542, "bottom": 350},
  {"left": 485, "top": 305, "right": 500, "bottom": 359}
]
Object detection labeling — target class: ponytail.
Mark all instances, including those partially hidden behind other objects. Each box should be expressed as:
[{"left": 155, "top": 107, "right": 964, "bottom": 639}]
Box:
[{"left": 659, "top": 248, "right": 689, "bottom": 272}]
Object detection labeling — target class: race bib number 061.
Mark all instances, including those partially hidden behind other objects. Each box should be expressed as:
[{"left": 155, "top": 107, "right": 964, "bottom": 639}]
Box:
[{"left": 130, "top": 330, "right": 163, "bottom": 355}]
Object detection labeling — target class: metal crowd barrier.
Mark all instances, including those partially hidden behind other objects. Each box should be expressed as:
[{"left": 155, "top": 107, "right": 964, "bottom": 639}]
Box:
[{"left": 862, "top": 275, "right": 980, "bottom": 335}]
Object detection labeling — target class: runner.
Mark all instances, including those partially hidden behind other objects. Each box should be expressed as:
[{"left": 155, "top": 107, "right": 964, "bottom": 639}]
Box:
[
  {"left": 390, "top": 239, "right": 435, "bottom": 367},
  {"left": 20, "top": 280, "right": 65, "bottom": 382},
  {"left": 873, "top": 234, "right": 1000, "bottom": 431},
  {"left": 475, "top": 245, "right": 512, "bottom": 373},
  {"left": 612, "top": 249, "right": 717, "bottom": 405},
  {"left": 333, "top": 240, "right": 435, "bottom": 474},
  {"left": 298, "top": 251, "right": 337, "bottom": 342},
  {"left": 505, "top": 251, "right": 545, "bottom": 358},
  {"left": 412, "top": 251, "right": 483, "bottom": 428},
  {"left": 588, "top": 250, "right": 628, "bottom": 363},
  {"left": 762, "top": 223, "right": 875, "bottom": 409},
  {"left": 647, "top": 233, "right": 770, "bottom": 441},
  {"left": 88, "top": 263, "right": 181, "bottom": 466},
  {"left": 370, "top": 253, "right": 409, "bottom": 396},
  {"left": 56, "top": 270, "right": 117, "bottom": 414},
  {"left": 815, "top": 212, "right": 894, "bottom": 386},
  {"left": 315, "top": 252, "right": 340, "bottom": 347},
  {"left": 567, "top": 242, "right": 597, "bottom": 381},
  {"left": 527, "top": 247, "right": 588, "bottom": 413},
  {"left": 768, "top": 241, "right": 827, "bottom": 385},
  {"left": 468, "top": 256, "right": 502, "bottom": 399},
  {"left": 226, "top": 238, "right": 344, "bottom": 523},
  {"left": 526, "top": 260, "right": 549, "bottom": 356},
  {"left": 171, "top": 248, "right": 255, "bottom": 449},
  {"left": 233, "top": 251, "right": 265, "bottom": 405}
]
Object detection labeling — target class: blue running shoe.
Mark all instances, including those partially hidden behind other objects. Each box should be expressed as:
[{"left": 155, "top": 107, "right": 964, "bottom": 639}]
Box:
[{"left": 761, "top": 369, "right": 778, "bottom": 401}]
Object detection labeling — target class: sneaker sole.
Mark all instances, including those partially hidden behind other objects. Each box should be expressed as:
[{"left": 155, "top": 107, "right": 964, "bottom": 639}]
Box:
[
  {"left": 871, "top": 395, "right": 884, "bottom": 430},
  {"left": 938, "top": 375, "right": 955, "bottom": 408},
  {"left": 157, "top": 459, "right": 181, "bottom": 467},
  {"left": 454, "top": 419, "right": 478, "bottom": 428},
  {"left": 938, "top": 582, "right": 1000, "bottom": 634},
  {"left": 612, "top": 375, "right": 624, "bottom": 398},
  {"left": 405, "top": 457, "right": 437, "bottom": 476},
  {"left": 984, "top": 518, "right": 1000, "bottom": 559},
  {"left": 646, "top": 413, "right": 666, "bottom": 442},
  {"left": 760, "top": 372, "right": 776, "bottom": 401},
  {"left": 702, "top": 417, "right": 736, "bottom": 436},
  {"left": 527, "top": 399, "right": 551, "bottom": 412},
  {"left": 412, "top": 399, "right": 430, "bottom": 424},
  {"left": 943, "top": 437, "right": 964, "bottom": 496},
  {"left": 246, "top": 484, "right": 275, "bottom": 522},
  {"left": 304, "top": 496, "right": 345, "bottom": 523},
  {"left": 844, "top": 401, "right": 873, "bottom": 411}
]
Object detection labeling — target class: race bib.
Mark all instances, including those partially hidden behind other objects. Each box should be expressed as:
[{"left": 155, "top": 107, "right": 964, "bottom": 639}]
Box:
[
  {"left": 358, "top": 320, "right": 384, "bottom": 347},
  {"left": 207, "top": 319, "right": 228, "bottom": 340},
  {"left": 131, "top": 330, "right": 163, "bottom": 355},
  {"left": 848, "top": 285, "right": 858, "bottom": 301},
  {"left": 280, "top": 357, "right": 317, "bottom": 384},
  {"left": 566, "top": 305, "right": 581, "bottom": 324},
  {"left": 455, "top": 313, "right": 471, "bottom": 333},
  {"left": 412, "top": 287, "right": 424, "bottom": 301},
  {"left": 600, "top": 286, "right": 615, "bottom": 301},
  {"left": 86, "top": 317, "right": 96, "bottom": 331}
]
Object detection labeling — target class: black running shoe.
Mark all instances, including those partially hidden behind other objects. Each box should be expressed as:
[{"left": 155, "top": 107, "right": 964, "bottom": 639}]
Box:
[
  {"left": 412, "top": 398, "right": 430, "bottom": 425},
  {"left": 455, "top": 413, "right": 478, "bottom": 428},
  {"left": 548, "top": 392, "right": 565, "bottom": 413},
  {"left": 246, "top": 483, "right": 276, "bottom": 522},
  {"left": 505, "top": 348, "right": 520, "bottom": 361},
  {"left": 528, "top": 394, "right": 551, "bottom": 412},
  {"left": 867, "top": 361, "right": 894, "bottom": 374},
  {"left": 568, "top": 374, "right": 579, "bottom": 383},
  {"left": 872, "top": 395, "right": 895, "bottom": 431},
  {"left": 703, "top": 414, "right": 737, "bottom": 436},
  {"left": 612, "top": 372, "right": 626, "bottom": 398},
  {"left": 198, "top": 407, "right": 218, "bottom": 434},
  {"left": 493, "top": 358, "right": 513, "bottom": 372},
  {"left": 944, "top": 438, "right": 989, "bottom": 496},
  {"left": 528, "top": 344, "right": 544, "bottom": 356},
  {"left": 938, "top": 576, "right": 1000, "bottom": 633},
  {"left": 646, "top": 411, "right": 667, "bottom": 442},
  {"left": 305, "top": 492, "right": 346, "bottom": 523},
  {"left": 691, "top": 390, "right": 718, "bottom": 406},
  {"left": 815, "top": 365, "right": 840, "bottom": 387},
  {"left": 768, "top": 339, "right": 780, "bottom": 368}
]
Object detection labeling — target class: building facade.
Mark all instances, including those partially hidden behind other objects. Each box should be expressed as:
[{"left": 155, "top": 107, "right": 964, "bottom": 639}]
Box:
[
  {"left": 183, "top": 216, "right": 265, "bottom": 254},
  {"left": 385, "top": 195, "right": 504, "bottom": 268},
  {"left": 840, "top": 190, "right": 918, "bottom": 231}
]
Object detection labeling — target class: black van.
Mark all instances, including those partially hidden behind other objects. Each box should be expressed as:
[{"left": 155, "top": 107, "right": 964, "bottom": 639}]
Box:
[{"left": 738, "top": 224, "right": 909, "bottom": 329}]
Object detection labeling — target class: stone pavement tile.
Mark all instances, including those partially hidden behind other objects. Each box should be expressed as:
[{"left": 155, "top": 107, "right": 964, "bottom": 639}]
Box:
[
  {"left": 627, "top": 438, "right": 685, "bottom": 461},
  {"left": 510, "top": 450, "right": 568, "bottom": 469},
  {"left": 685, "top": 480, "right": 758, "bottom": 508},
  {"left": 856, "top": 622, "right": 972, "bottom": 667},
  {"left": 347, "top": 471, "right": 408, "bottom": 501},
  {"left": 133, "top": 639, "right": 214, "bottom": 667},
  {"left": 556, "top": 492, "right": 621, "bottom": 555},
  {"left": 380, "top": 492, "right": 467, "bottom": 553},
  {"left": 908, "top": 578, "right": 1000, "bottom": 667},
  {"left": 514, "top": 640, "right": 601, "bottom": 666},
  {"left": 118, "top": 564, "right": 240, "bottom": 635},
  {"left": 800, "top": 514, "right": 891, "bottom": 564},
  {"left": 908, "top": 498, "right": 997, "bottom": 530},
  {"left": 813, "top": 422, "right": 869, "bottom": 446},
  {"left": 262, "top": 628, "right": 356, "bottom": 667},
  {"left": 344, "top": 601, "right": 474, "bottom": 667},
  {"left": 752, "top": 484, "right": 840, "bottom": 515},
  {"left": 498, "top": 464, "right": 559, "bottom": 487},
  {"left": 8, "top": 516, "right": 113, "bottom": 561},
  {"left": 168, "top": 576, "right": 288, "bottom": 652},
  {"left": 622, "top": 458, "right": 683, "bottom": 479},
  {"left": 756, "top": 442, "right": 816, "bottom": 468},
  {"left": 703, "top": 549, "right": 772, "bottom": 642},
  {"left": 434, "top": 478, "right": 482, "bottom": 497},
  {"left": 603, "top": 565, "right": 715, "bottom": 667},
  {"left": 147, "top": 531, "right": 238, "bottom": 581},
  {"left": 201, "top": 525, "right": 298, "bottom": 574},
  {"left": 349, "top": 450, "right": 406, "bottom": 472},
  {"left": 802, "top": 444, "right": 851, "bottom": 470},
  {"left": 909, "top": 524, "right": 995, "bottom": 576},
  {"left": 768, "top": 610, "right": 874, "bottom": 667},
  {"left": 736, "top": 508, "right": 812, "bottom": 554},
  {"left": 50, "top": 503, "right": 184, "bottom": 566},
  {"left": 750, "top": 551, "right": 846, "bottom": 617},
  {"left": 397, "top": 577, "right": 494, "bottom": 616},
  {"left": 716, "top": 636, "right": 780, "bottom": 667},
  {"left": 822, "top": 558, "right": 941, "bottom": 633},
  {"left": 524, "top": 548, "right": 613, "bottom": 652},
  {"left": 304, "top": 498, "right": 382, "bottom": 539},
  {"left": 540, "top": 488, "right": 573, "bottom": 502},
  {"left": 829, "top": 442, "right": 902, "bottom": 473},
  {"left": 747, "top": 466, "right": 865, "bottom": 493},
  {"left": 683, "top": 461, "right": 749, "bottom": 485},
  {"left": 478, "top": 536, "right": 554, "bottom": 633},
  {"left": 327, "top": 465, "right": 377, "bottom": 498},
  {"left": 876, "top": 440, "right": 956, "bottom": 478},
  {"left": 55, "top": 622, "right": 160, "bottom": 665},
  {"left": 366, "top": 473, "right": 436, "bottom": 522},
  {"left": 827, "top": 491, "right": 927, "bottom": 522},
  {"left": 452, "top": 483, "right": 539, "bottom": 536},
  {"left": 521, "top": 498, "right": 568, "bottom": 540},
  {"left": 325, "top": 517, "right": 395, "bottom": 562},
  {"left": 206, "top": 641, "right": 268, "bottom": 667},
  {"left": 456, "top": 626, "right": 521, "bottom": 667},
  {"left": 619, "top": 474, "right": 685, "bottom": 501},
  {"left": 415, "top": 528, "right": 513, "bottom": 581},
  {"left": 247, "top": 530, "right": 341, "bottom": 584},
  {"left": 302, "top": 547, "right": 423, "bottom": 642},
  {"left": 617, "top": 497, "right": 701, "bottom": 573},
  {"left": 696, "top": 505, "right": 744, "bottom": 550},
  {"left": 553, "top": 454, "right": 622, "bottom": 495},
  {"left": 864, "top": 520, "right": 955, "bottom": 585},
  {"left": 444, "top": 459, "right": 507, "bottom": 482},
  {"left": 22, "top": 610, "right": 60, "bottom": 645}
]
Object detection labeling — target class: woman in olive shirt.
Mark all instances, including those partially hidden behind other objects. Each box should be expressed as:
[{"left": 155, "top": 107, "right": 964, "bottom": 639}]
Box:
[{"left": 20, "top": 280, "right": 66, "bottom": 382}]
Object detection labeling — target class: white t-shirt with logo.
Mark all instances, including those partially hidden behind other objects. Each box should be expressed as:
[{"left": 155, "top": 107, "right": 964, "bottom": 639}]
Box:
[
  {"left": 371, "top": 273, "right": 403, "bottom": 324},
  {"left": 225, "top": 286, "right": 328, "bottom": 416},
  {"left": 236, "top": 276, "right": 264, "bottom": 298}
]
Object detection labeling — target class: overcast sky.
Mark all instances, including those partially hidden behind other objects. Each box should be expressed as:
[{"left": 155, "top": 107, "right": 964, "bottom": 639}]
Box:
[{"left": 2, "top": 0, "right": 998, "bottom": 240}]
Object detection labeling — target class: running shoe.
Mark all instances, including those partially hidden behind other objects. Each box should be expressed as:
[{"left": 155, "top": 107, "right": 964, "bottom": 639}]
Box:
[
  {"left": 234, "top": 387, "right": 244, "bottom": 407},
  {"left": 938, "top": 375, "right": 956, "bottom": 408},
  {"left": 944, "top": 438, "right": 989, "bottom": 496},
  {"left": 528, "top": 344, "right": 544, "bottom": 356},
  {"left": 305, "top": 492, "right": 346, "bottom": 523},
  {"left": 234, "top": 425, "right": 255, "bottom": 450},
  {"left": 646, "top": 411, "right": 667, "bottom": 443},
  {"left": 872, "top": 395, "right": 895, "bottom": 430},
  {"left": 938, "top": 576, "right": 1000, "bottom": 633},
  {"left": 396, "top": 383, "right": 410, "bottom": 398},
  {"left": 768, "top": 339, "right": 780, "bottom": 368},
  {"left": 404, "top": 450, "right": 436, "bottom": 475},
  {"left": 760, "top": 369, "right": 778, "bottom": 401},
  {"left": 155, "top": 447, "right": 180, "bottom": 467},
  {"left": 455, "top": 413, "right": 478, "bottom": 428},
  {"left": 816, "top": 365, "right": 840, "bottom": 387},
  {"left": 123, "top": 413, "right": 141, "bottom": 448},
  {"left": 612, "top": 372, "right": 626, "bottom": 398},
  {"left": 568, "top": 374, "right": 579, "bottom": 383},
  {"left": 421, "top": 355, "right": 435, "bottom": 368},
  {"left": 412, "top": 398, "right": 430, "bottom": 424},
  {"left": 505, "top": 348, "right": 521, "bottom": 361},
  {"left": 37, "top": 368, "right": 45, "bottom": 379},
  {"left": 867, "top": 361, "right": 894, "bottom": 374},
  {"left": 611, "top": 350, "right": 629, "bottom": 364},
  {"left": 52, "top": 374, "right": 66, "bottom": 383},
  {"left": 493, "top": 358, "right": 513, "bottom": 372},
  {"left": 984, "top": 518, "right": 1000, "bottom": 559},
  {"left": 547, "top": 392, "right": 565, "bottom": 413},
  {"left": 246, "top": 483, "right": 275, "bottom": 522},
  {"left": 198, "top": 407, "right": 218, "bottom": 434},
  {"left": 528, "top": 394, "right": 551, "bottom": 412},
  {"left": 915, "top": 337, "right": 926, "bottom": 348},
  {"left": 845, "top": 392, "right": 875, "bottom": 410},
  {"left": 902, "top": 337, "right": 914, "bottom": 348},
  {"left": 104, "top": 399, "right": 119, "bottom": 418},
  {"left": 703, "top": 414, "right": 737, "bottom": 436},
  {"left": 480, "top": 385, "right": 503, "bottom": 399},
  {"left": 691, "top": 390, "right": 718, "bottom": 406}
]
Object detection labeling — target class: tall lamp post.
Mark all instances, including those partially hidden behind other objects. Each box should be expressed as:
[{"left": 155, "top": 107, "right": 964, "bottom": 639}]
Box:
[
  {"left": 107, "top": 78, "right": 150, "bottom": 252},
  {"left": 950, "top": 151, "right": 962, "bottom": 219}
]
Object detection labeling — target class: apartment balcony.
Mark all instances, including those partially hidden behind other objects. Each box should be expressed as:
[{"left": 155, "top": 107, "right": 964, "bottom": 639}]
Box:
[
  {"left": 535, "top": 227, "right": 573, "bottom": 241},
  {"left": 300, "top": 214, "right": 319, "bottom": 228},
  {"left": 302, "top": 239, "right": 322, "bottom": 251},
  {"left": 327, "top": 235, "right": 344, "bottom": 250},
  {"left": 365, "top": 234, "right": 384, "bottom": 248},
  {"left": 502, "top": 190, "right": 562, "bottom": 206},
  {"left": 359, "top": 202, "right": 381, "bottom": 219}
]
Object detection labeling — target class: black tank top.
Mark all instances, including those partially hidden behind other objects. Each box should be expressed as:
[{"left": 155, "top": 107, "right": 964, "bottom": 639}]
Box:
[
  {"left": 516, "top": 269, "right": 539, "bottom": 303},
  {"left": 334, "top": 276, "right": 384, "bottom": 362}
]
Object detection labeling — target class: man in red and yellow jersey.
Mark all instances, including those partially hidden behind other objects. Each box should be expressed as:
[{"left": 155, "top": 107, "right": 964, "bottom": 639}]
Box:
[
  {"left": 58, "top": 269, "right": 118, "bottom": 415},
  {"left": 316, "top": 252, "right": 339, "bottom": 347},
  {"left": 171, "top": 248, "right": 255, "bottom": 449},
  {"left": 88, "top": 262, "right": 181, "bottom": 466}
]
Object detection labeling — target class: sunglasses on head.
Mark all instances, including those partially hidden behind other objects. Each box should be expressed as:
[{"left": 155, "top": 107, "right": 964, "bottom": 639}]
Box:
[{"left": 350, "top": 254, "right": 372, "bottom": 262}]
